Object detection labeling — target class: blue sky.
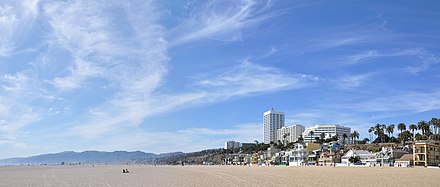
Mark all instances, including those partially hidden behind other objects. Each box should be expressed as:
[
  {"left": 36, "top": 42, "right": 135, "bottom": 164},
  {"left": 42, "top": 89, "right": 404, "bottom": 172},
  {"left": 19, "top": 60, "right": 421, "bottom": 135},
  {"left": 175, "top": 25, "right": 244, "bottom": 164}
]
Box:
[{"left": 1, "top": 0, "right": 440, "bottom": 158}]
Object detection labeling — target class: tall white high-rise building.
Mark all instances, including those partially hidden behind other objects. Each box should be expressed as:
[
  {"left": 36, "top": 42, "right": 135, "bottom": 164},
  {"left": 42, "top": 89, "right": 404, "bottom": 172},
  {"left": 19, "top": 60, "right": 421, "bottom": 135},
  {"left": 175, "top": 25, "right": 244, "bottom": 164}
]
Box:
[
  {"left": 277, "top": 125, "right": 305, "bottom": 143},
  {"left": 264, "top": 108, "right": 285, "bottom": 144}
]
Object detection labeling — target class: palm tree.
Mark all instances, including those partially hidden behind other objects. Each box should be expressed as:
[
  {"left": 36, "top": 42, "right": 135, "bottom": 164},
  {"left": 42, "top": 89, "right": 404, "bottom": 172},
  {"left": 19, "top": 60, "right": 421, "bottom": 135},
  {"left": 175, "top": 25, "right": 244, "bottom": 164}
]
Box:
[
  {"left": 342, "top": 134, "right": 348, "bottom": 145},
  {"left": 415, "top": 133, "right": 422, "bottom": 141},
  {"left": 434, "top": 118, "right": 440, "bottom": 140},
  {"left": 397, "top": 123, "right": 406, "bottom": 135},
  {"left": 389, "top": 124, "right": 395, "bottom": 138},
  {"left": 320, "top": 132, "right": 326, "bottom": 144},
  {"left": 352, "top": 131, "right": 359, "bottom": 145},
  {"left": 297, "top": 135, "right": 304, "bottom": 143},
  {"left": 398, "top": 130, "right": 411, "bottom": 144},
  {"left": 375, "top": 124, "right": 386, "bottom": 143},
  {"left": 418, "top": 120, "right": 429, "bottom": 136},
  {"left": 309, "top": 131, "right": 314, "bottom": 143},
  {"left": 368, "top": 127, "right": 374, "bottom": 143},
  {"left": 409, "top": 124, "right": 417, "bottom": 141},
  {"left": 429, "top": 118, "right": 439, "bottom": 140},
  {"left": 386, "top": 124, "right": 392, "bottom": 138}
]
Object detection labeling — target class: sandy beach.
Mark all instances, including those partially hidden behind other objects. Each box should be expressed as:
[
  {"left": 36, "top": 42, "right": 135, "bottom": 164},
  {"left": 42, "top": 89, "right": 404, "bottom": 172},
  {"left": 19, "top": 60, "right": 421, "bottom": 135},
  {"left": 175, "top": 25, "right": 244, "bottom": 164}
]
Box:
[{"left": 0, "top": 165, "right": 438, "bottom": 187}]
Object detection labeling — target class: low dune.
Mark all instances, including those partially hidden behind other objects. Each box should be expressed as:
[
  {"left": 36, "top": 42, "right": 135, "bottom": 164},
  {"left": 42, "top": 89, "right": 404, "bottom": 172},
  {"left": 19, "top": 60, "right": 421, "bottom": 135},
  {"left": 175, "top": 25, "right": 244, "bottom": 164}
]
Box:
[{"left": 0, "top": 165, "right": 438, "bottom": 186}]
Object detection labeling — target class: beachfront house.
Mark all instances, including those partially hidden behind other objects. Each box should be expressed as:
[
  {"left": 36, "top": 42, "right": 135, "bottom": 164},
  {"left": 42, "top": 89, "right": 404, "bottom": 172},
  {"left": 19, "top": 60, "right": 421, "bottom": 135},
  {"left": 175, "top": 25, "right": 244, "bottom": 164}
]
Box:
[
  {"left": 318, "top": 142, "right": 342, "bottom": 166},
  {"left": 341, "top": 150, "right": 376, "bottom": 166},
  {"left": 287, "top": 143, "right": 320, "bottom": 166},
  {"left": 375, "top": 146, "right": 409, "bottom": 165},
  {"left": 413, "top": 141, "right": 440, "bottom": 167},
  {"left": 224, "top": 153, "right": 251, "bottom": 165},
  {"left": 307, "top": 149, "right": 320, "bottom": 165},
  {"left": 395, "top": 154, "right": 413, "bottom": 167}
]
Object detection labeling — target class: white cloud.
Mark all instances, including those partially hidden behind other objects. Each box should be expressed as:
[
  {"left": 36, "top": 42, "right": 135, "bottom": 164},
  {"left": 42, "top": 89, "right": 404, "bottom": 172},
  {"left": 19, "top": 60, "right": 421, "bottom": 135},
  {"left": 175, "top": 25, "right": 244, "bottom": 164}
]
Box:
[
  {"left": 84, "top": 123, "right": 262, "bottom": 153},
  {"left": 346, "top": 50, "right": 379, "bottom": 65},
  {"left": 405, "top": 50, "right": 440, "bottom": 75},
  {"left": 169, "top": 0, "right": 279, "bottom": 46},
  {"left": 346, "top": 48, "right": 440, "bottom": 74},
  {"left": 50, "top": 58, "right": 103, "bottom": 90},
  {"left": 333, "top": 72, "right": 375, "bottom": 89},
  {"left": 198, "top": 60, "right": 319, "bottom": 98},
  {"left": 72, "top": 60, "right": 318, "bottom": 138},
  {"left": 0, "top": 72, "right": 44, "bottom": 134},
  {"left": 0, "top": 0, "right": 38, "bottom": 57}
]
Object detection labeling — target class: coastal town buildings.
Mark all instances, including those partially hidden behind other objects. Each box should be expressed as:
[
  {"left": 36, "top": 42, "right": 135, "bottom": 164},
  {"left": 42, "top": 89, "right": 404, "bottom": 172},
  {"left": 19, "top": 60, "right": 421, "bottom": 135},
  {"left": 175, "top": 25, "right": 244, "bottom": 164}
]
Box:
[
  {"left": 395, "top": 154, "right": 413, "bottom": 167},
  {"left": 318, "top": 142, "right": 342, "bottom": 166},
  {"left": 224, "top": 141, "right": 256, "bottom": 150},
  {"left": 302, "top": 124, "right": 351, "bottom": 144},
  {"left": 264, "top": 109, "right": 285, "bottom": 144},
  {"left": 376, "top": 146, "right": 409, "bottom": 165},
  {"left": 276, "top": 125, "right": 305, "bottom": 143},
  {"left": 341, "top": 150, "right": 376, "bottom": 166},
  {"left": 287, "top": 143, "right": 320, "bottom": 166},
  {"left": 224, "top": 141, "right": 241, "bottom": 150},
  {"left": 224, "top": 153, "right": 252, "bottom": 165},
  {"left": 413, "top": 141, "right": 440, "bottom": 167}
]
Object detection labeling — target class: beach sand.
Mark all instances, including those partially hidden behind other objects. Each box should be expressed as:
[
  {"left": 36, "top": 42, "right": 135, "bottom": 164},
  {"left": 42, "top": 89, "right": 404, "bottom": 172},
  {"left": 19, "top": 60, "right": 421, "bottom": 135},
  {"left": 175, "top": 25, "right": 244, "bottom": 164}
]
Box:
[{"left": 0, "top": 165, "right": 438, "bottom": 187}]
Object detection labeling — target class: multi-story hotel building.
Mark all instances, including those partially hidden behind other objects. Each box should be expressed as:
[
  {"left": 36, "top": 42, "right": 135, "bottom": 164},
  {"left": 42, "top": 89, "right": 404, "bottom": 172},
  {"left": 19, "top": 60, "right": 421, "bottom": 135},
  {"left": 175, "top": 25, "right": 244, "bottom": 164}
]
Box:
[
  {"left": 413, "top": 141, "right": 440, "bottom": 167},
  {"left": 302, "top": 124, "right": 351, "bottom": 143},
  {"left": 276, "top": 125, "right": 305, "bottom": 143},
  {"left": 264, "top": 108, "right": 284, "bottom": 144}
]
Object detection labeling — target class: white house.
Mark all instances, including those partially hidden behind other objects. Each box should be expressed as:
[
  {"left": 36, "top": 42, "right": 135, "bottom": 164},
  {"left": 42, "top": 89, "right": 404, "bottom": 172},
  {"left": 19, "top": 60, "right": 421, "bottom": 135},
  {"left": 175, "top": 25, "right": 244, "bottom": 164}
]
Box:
[{"left": 341, "top": 150, "right": 376, "bottom": 166}]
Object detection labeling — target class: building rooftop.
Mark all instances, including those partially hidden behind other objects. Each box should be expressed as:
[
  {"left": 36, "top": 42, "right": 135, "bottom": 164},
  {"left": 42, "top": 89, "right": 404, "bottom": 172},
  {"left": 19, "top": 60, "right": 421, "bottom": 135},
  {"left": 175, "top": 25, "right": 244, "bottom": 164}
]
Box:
[{"left": 396, "top": 154, "right": 413, "bottom": 161}]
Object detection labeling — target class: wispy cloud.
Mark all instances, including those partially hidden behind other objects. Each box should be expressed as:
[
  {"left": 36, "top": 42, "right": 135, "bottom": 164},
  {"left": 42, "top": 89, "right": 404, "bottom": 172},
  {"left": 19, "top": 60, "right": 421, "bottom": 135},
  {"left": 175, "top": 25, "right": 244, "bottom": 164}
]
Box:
[
  {"left": 332, "top": 72, "right": 375, "bottom": 89},
  {"left": 198, "top": 60, "right": 319, "bottom": 98},
  {"left": 39, "top": 0, "right": 169, "bottom": 137},
  {"left": 84, "top": 123, "right": 262, "bottom": 153},
  {"left": 0, "top": 72, "right": 43, "bottom": 135},
  {"left": 0, "top": 0, "right": 39, "bottom": 57},
  {"left": 168, "top": 0, "right": 281, "bottom": 46},
  {"left": 342, "top": 48, "right": 440, "bottom": 74},
  {"left": 404, "top": 50, "right": 440, "bottom": 75},
  {"left": 73, "top": 60, "right": 318, "bottom": 138}
]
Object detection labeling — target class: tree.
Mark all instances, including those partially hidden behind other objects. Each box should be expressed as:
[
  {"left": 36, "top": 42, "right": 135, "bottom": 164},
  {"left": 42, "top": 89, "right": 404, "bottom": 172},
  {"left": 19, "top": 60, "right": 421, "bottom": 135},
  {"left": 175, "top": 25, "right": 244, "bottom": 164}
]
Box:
[
  {"left": 276, "top": 140, "right": 283, "bottom": 149},
  {"left": 397, "top": 123, "right": 406, "bottom": 135},
  {"left": 349, "top": 156, "right": 360, "bottom": 164},
  {"left": 352, "top": 131, "right": 359, "bottom": 145},
  {"left": 388, "top": 124, "right": 395, "bottom": 138},
  {"left": 309, "top": 131, "right": 314, "bottom": 143},
  {"left": 315, "top": 137, "right": 320, "bottom": 144},
  {"left": 398, "top": 130, "right": 411, "bottom": 144},
  {"left": 320, "top": 132, "right": 326, "bottom": 144},
  {"left": 429, "top": 118, "right": 439, "bottom": 140},
  {"left": 409, "top": 124, "right": 417, "bottom": 141},
  {"left": 342, "top": 134, "right": 348, "bottom": 145},
  {"left": 418, "top": 120, "right": 430, "bottom": 137},
  {"left": 434, "top": 118, "right": 440, "bottom": 140},
  {"left": 283, "top": 132, "right": 290, "bottom": 146},
  {"left": 331, "top": 133, "right": 339, "bottom": 142},
  {"left": 415, "top": 133, "right": 422, "bottom": 141},
  {"left": 297, "top": 135, "right": 304, "bottom": 143},
  {"left": 359, "top": 138, "right": 369, "bottom": 145},
  {"left": 374, "top": 123, "right": 386, "bottom": 143},
  {"left": 368, "top": 127, "right": 374, "bottom": 144}
]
